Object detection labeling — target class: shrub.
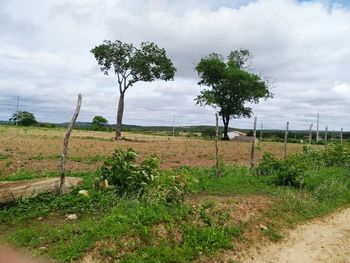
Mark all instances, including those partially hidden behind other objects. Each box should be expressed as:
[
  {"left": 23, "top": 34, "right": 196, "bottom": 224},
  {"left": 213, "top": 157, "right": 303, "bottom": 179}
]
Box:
[
  {"left": 257, "top": 144, "right": 350, "bottom": 188},
  {"left": 99, "top": 148, "right": 159, "bottom": 197},
  {"left": 257, "top": 151, "right": 312, "bottom": 187},
  {"left": 142, "top": 175, "right": 187, "bottom": 205},
  {"left": 322, "top": 144, "right": 350, "bottom": 167},
  {"left": 201, "top": 127, "right": 216, "bottom": 138}
]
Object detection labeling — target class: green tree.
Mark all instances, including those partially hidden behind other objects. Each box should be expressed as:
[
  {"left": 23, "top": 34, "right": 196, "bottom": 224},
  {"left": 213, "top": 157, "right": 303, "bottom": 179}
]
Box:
[
  {"left": 91, "top": 115, "right": 108, "bottom": 131},
  {"left": 195, "top": 49, "right": 272, "bottom": 140},
  {"left": 201, "top": 127, "right": 217, "bottom": 138},
  {"left": 9, "top": 111, "right": 37, "bottom": 126},
  {"left": 91, "top": 40, "right": 176, "bottom": 139}
]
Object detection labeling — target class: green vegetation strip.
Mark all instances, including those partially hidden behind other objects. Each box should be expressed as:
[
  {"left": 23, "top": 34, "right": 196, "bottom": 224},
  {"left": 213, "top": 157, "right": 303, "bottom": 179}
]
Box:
[{"left": 0, "top": 144, "right": 349, "bottom": 262}]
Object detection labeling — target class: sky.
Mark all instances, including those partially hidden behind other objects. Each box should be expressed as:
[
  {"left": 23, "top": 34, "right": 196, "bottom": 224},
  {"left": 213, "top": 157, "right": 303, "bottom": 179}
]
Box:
[{"left": 1, "top": 0, "right": 350, "bottom": 130}]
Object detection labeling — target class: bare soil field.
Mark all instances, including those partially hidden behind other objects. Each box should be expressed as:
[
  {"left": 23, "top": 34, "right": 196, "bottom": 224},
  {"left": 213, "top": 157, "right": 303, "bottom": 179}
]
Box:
[{"left": 0, "top": 126, "right": 305, "bottom": 177}]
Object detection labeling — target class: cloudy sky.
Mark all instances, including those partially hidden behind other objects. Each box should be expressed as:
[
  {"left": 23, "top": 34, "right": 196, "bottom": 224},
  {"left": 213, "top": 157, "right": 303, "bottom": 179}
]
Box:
[{"left": 1, "top": 0, "right": 350, "bottom": 130}]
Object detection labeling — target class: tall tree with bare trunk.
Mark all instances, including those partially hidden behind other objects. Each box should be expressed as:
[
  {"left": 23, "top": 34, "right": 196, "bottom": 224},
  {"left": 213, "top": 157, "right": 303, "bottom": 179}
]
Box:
[{"left": 91, "top": 40, "right": 176, "bottom": 140}]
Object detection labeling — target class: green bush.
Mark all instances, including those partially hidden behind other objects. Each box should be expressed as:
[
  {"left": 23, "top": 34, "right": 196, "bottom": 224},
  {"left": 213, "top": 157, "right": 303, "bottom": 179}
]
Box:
[
  {"left": 257, "top": 150, "right": 315, "bottom": 187},
  {"left": 322, "top": 144, "right": 350, "bottom": 167},
  {"left": 257, "top": 145, "right": 350, "bottom": 188},
  {"left": 99, "top": 148, "right": 159, "bottom": 197}
]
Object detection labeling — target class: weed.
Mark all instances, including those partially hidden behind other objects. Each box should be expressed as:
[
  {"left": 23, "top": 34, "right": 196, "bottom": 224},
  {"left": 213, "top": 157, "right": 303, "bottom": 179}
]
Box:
[
  {"left": 69, "top": 156, "right": 82, "bottom": 162},
  {"left": 99, "top": 148, "right": 159, "bottom": 197},
  {"left": 84, "top": 154, "right": 106, "bottom": 164},
  {"left": 0, "top": 153, "right": 11, "bottom": 160},
  {"left": 262, "top": 226, "right": 284, "bottom": 242}
]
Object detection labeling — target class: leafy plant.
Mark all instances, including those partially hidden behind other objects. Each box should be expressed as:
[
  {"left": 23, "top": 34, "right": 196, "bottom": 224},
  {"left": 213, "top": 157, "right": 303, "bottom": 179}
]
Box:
[
  {"left": 257, "top": 144, "right": 350, "bottom": 188},
  {"left": 99, "top": 148, "right": 159, "bottom": 197},
  {"left": 141, "top": 175, "right": 186, "bottom": 205},
  {"left": 322, "top": 144, "right": 350, "bottom": 167}
]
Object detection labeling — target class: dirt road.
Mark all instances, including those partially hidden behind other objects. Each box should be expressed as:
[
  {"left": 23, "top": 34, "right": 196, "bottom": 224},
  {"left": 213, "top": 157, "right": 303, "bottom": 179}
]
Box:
[{"left": 244, "top": 207, "right": 350, "bottom": 263}]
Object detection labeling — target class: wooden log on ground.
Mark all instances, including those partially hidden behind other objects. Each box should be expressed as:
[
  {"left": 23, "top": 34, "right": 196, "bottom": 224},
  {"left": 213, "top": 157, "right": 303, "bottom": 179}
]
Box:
[{"left": 0, "top": 177, "right": 83, "bottom": 204}]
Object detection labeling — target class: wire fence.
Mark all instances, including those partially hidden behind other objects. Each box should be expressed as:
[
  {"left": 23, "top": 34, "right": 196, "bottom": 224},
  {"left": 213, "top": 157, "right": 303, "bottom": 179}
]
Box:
[{"left": 0, "top": 96, "right": 348, "bottom": 136}]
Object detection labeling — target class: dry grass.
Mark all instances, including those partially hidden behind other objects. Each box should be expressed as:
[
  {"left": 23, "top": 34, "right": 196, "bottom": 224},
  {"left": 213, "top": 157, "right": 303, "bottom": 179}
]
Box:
[{"left": 0, "top": 126, "right": 306, "bottom": 177}]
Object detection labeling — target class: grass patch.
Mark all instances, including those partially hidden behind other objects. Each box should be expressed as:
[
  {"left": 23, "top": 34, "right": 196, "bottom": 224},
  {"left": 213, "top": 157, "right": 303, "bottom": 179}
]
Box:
[
  {"left": 28, "top": 154, "right": 61, "bottom": 160},
  {"left": 262, "top": 226, "right": 284, "bottom": 241},
  {"left": 84, "top": 154, "right": 106, "bottom": 164},
  {"left": 0, "top": 153, "right": 11, "bottom": 160}
]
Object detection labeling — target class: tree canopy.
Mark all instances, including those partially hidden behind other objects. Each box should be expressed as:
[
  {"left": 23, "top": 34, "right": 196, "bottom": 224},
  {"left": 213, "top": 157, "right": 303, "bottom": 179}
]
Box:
[
  {"left": 195, "top": 49, "right": 272, "bottom": 140},
  {"left": 9, "top": 111, "right": 37, "bottom": 126},
  {"left": 92, "top": 115, "right": 108, "bottom": 131},
  {"left": 91, "top": 40, "right": 176, "bottom": 94},
  {"left": 91, "top": 40, "right": 176, "bottom": 139}
]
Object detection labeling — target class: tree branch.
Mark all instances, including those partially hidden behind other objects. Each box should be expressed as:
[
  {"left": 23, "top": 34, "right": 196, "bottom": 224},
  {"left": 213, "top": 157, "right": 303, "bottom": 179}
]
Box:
[{"left": 116, "top": 73, "right": 123, "bottom": 94}]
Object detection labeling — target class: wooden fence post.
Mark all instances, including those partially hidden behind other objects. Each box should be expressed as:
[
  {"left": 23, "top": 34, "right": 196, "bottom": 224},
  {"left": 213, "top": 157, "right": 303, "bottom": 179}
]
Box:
[
  {"left": 316, "top": 112, "right": 320, "bottom": 142},
  {"left": 172, "top": 115, "right": 175, "bottom": 137},
  {"left": 324, "top": 126, "right": 328, "bottom": 149},
  {"left": 341, "top": 128, "right": 343, "bottom": 145},
  {"left": 331, "top": 130, "right": 334, "bottom": 143},
  {"left": 215, "top": 112, "right": 220, "bottom": 177},
  {"left": 60, "top": 94, "right": 82, "bottom": 195},
  {"left": 308, "top": 123, "right": 313, "bottom": 145},
  {"left": 284, "top": 121, "right": 289, "bottom": 159},
  {"left": 250, "top": 117, "right": 257, "bottom": 168}
]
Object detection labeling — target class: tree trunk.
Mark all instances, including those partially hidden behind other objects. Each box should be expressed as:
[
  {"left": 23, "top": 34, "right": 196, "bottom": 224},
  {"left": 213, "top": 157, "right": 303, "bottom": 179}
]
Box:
[
  {"left": 222, "top": 115, "right": 230, "bottom": 140},
  {"left": 115, "top": 93, "right": 125, "bottom": 140}
]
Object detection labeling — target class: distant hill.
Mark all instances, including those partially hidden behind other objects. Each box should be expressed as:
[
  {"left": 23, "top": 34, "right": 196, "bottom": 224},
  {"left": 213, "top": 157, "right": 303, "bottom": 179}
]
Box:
[{"left": 1, "top": 120, "right": 349, "bottom": 141}]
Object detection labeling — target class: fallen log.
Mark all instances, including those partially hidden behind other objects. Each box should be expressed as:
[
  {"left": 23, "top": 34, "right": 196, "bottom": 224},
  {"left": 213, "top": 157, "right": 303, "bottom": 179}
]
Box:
[{"left": 0, "top": 177, "right": 83, "bottom": 204}]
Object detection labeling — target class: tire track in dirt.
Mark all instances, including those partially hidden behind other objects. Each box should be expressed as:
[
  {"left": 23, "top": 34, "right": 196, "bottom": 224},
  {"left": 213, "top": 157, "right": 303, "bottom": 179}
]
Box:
[{"left": 244, "top": 207, "right": 350, "bottom": 263}]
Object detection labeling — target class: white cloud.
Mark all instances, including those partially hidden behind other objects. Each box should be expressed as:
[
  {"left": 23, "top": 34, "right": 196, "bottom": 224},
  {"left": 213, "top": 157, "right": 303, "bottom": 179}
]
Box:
[{"left": 0, "top": 0, "right": 350, "bottom": 130}]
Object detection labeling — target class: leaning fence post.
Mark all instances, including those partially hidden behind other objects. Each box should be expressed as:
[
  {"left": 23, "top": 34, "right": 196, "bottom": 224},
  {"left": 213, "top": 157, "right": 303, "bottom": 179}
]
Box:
[
  {"left": 284, "top": 121, "right": 289, "bottom": 159},
  {"left": 308, "top": 123, "right": 313, "bottom": 145},
  {"left": 250, "top": 117, "right": 257, "bottom": 168},
  {"left": 60, "top": 94, "right": 82, "bottom": 195},
  {"left": 340, "top": 128, "right": 343, "bottom": 145},
  {"left": 324, "top": 126, "right": 328, "bottom": 149}
]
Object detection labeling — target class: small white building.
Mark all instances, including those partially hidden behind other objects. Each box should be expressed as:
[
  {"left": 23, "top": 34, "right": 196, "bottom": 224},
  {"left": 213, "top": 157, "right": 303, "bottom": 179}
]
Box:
[
  {"left": 227, "top": 131, "right": 259, "bottom": 143},
  {"left": 227, "top": 131, "right": 246, "bottom": 140}
]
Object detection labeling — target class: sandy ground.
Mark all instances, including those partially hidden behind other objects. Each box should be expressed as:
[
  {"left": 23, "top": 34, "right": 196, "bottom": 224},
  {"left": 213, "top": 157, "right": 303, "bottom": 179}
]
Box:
[{"left": 244, "top": 207, "right": 350, "bottom": 263}]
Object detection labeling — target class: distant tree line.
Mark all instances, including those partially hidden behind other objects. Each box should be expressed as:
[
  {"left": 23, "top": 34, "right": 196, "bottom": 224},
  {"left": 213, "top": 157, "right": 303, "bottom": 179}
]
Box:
[{"left": 5, "top": 111, "right": 349, "bottom": 143}]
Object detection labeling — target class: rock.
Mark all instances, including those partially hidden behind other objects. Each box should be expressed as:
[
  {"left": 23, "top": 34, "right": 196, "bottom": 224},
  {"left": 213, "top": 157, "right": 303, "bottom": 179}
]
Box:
[
  {"left": 78, "top": 190, "right": 89, "bottom": 197},
  {"left": 102, "top": 179, "right": 109, "bottom": 189},
  {"left": 0, "top": 177, "right": 84, "bottom": 204},
  {"left": 259, "top": 224, "right": 268, "bottom": 231},
  {"left": 66, "top": 214, "right": 78, "bottom": 220}
]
